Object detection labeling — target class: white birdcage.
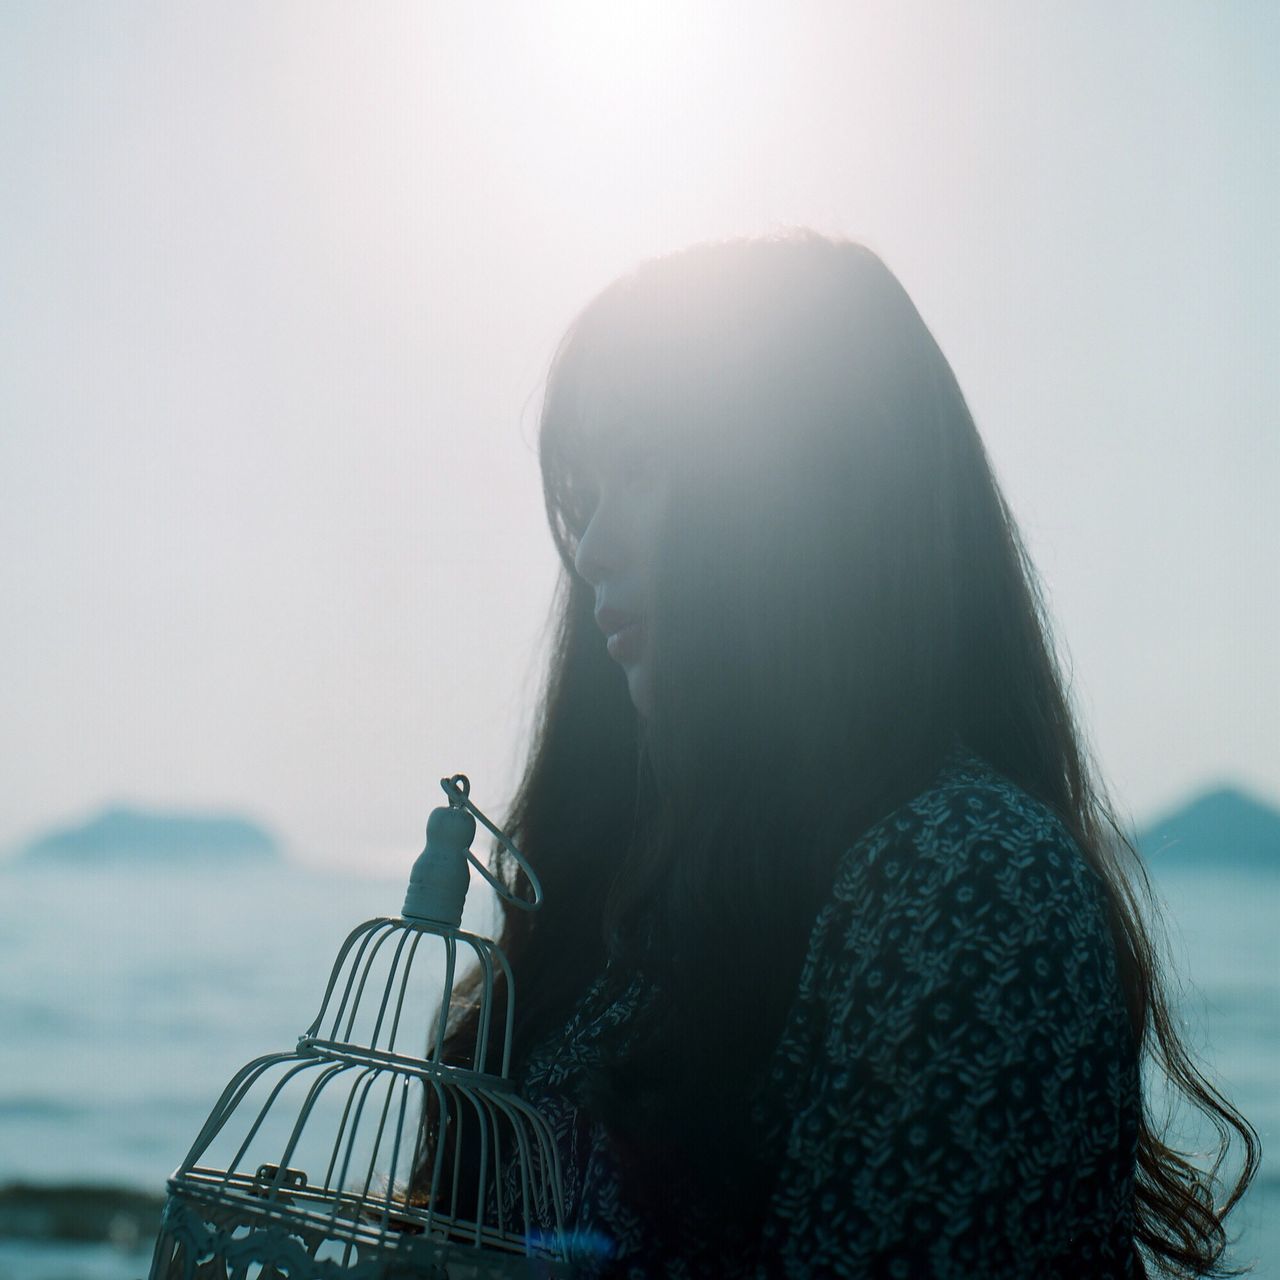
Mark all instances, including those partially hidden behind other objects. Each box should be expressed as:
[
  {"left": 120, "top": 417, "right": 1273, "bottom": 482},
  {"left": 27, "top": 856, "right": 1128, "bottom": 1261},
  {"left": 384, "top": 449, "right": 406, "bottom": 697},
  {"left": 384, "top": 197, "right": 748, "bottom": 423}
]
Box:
[{"left": 148, "top": 774, "right": 576, "bottom": 1279}]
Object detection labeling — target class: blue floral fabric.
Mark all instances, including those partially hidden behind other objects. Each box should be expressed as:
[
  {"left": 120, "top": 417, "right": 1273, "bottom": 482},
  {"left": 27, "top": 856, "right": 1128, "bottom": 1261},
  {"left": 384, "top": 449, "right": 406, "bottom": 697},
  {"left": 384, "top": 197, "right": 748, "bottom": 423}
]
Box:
[{"left": 512, "top": 745, "right": 1143, "bottom": 1277}]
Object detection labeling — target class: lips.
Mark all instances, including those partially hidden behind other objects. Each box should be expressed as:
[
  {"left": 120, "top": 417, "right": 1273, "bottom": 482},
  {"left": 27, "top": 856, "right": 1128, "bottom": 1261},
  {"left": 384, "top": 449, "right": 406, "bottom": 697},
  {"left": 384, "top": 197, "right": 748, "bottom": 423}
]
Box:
[
  {"left": 594, "top": 606, "right": 643, "bottom": 639},
  {"left": 605, "top": 619, "right": 644, "bottom": 664},
  {"left": 594, "top": 606, "right": 645, "bottom": 665}
]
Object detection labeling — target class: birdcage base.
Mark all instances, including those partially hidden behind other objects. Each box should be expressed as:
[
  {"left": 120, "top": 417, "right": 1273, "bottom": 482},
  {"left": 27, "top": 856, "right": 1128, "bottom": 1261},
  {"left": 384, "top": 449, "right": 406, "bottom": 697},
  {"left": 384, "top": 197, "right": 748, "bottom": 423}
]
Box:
[{"left": 149, "top": 1181, "right": 576, "bottom": 1279}]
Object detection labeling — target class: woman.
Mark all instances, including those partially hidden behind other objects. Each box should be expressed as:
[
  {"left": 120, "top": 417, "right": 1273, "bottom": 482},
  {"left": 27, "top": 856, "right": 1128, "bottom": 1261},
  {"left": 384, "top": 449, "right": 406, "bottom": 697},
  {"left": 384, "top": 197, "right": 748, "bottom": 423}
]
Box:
[{"left": 428, "top": 230, "right": 1258, "bottom": 1277}]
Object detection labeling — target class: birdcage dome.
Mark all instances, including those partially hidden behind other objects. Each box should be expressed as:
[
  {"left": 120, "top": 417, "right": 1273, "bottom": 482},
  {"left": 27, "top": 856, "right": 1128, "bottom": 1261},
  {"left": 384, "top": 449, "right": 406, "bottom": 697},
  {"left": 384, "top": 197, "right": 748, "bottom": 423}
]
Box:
[{"left": 148, "top": 775, "right": 575, "bottom": 1279}]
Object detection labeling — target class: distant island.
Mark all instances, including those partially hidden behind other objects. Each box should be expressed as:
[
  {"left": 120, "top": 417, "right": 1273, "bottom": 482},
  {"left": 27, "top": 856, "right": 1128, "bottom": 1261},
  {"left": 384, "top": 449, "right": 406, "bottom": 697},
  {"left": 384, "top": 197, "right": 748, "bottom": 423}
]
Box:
[
  {"left": 17, "top": 804, "right": 283, "bottom": 867},
  {"left": 1136, "top": 785, "right": 1280, "bottom": 873}
]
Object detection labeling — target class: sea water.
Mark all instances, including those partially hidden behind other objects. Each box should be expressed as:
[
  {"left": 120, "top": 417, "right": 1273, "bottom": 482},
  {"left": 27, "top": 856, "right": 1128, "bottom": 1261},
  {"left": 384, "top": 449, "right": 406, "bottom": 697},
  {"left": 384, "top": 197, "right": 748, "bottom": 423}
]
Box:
[{"left": 0, "top": 860, "right": 1275, "bottom": 1278}]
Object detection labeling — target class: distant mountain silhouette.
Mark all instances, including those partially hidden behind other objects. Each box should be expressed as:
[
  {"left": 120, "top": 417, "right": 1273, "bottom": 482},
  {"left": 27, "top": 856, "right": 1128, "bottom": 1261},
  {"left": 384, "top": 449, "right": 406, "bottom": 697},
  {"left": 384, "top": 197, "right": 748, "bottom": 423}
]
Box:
[
  {"left": 17, "top": 805, "right": 283, "bottom": 867},
  {"left": 1136, "top": 786, "right": 1280, "bottom": 873}
]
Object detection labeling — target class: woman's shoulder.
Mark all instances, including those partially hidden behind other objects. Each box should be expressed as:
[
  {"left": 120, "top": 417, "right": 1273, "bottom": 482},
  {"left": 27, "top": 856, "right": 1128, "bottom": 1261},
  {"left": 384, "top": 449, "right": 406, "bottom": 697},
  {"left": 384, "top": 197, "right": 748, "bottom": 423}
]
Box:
[
  {"left": 833, "top": 741, "right": 1103, "bottom": 910},
  {"left": 789, "top": 740, "right": 1132, "bottom": 1056}
]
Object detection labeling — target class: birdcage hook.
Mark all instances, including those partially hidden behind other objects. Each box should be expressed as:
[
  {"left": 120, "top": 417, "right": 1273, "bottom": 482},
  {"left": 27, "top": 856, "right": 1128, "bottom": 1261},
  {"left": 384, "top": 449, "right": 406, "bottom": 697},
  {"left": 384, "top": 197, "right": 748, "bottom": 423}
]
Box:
[{"left": 440, "top": 774, "right": 544, "bottom": 912}]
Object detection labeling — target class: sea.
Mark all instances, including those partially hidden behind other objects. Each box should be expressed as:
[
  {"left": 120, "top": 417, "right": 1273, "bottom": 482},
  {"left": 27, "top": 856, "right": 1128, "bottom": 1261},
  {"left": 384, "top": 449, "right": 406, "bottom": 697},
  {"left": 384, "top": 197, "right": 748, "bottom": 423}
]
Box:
[{"left": 0, "top": 859, "right": 1275, "bottom": 1279}]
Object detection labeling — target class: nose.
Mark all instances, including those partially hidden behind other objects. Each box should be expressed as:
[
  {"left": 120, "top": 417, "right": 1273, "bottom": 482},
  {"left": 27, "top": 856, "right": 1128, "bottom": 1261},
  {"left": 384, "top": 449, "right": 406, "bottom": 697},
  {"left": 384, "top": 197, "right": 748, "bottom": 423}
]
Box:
[{"left": 573, "top": 494, "right": 623, "bottom": 589}]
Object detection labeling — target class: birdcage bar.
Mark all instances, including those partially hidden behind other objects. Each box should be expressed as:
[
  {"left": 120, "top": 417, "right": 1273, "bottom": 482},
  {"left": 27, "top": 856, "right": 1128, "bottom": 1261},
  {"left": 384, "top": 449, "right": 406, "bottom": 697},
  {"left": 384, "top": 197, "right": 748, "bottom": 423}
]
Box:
[
  {"left": 365, "top": 925, "right": 418, "bottom": 1049},
  {"left": 174, "top": 1051, "right": 291, "bottom": 1170},
  {"left": 331, "top": 1070, "right": 414, "bottom": 1267},
  {"left": 217, "top": 1058, "right": 329, "bottom": 1190},
  {"left": 339, "top": 922, "right": 400, "bottom": 1042},
  {"left": 323, "top": 1067, "right": 387, "bottom": 1235},
  {"left": 505, "top": 1088, "right": 563, "bottom": 1225},
  {"left": 471, "top": 935, "right": 496, "bottom": 1071},
  {"left": 303, "top": 920, "right": 516, "bottom": 1073},
  {"left": 502, "top": 1091, "right": 537, "bottom": 1232},
  {"left": 382, "top": 926, "right": 426, "bottom": 1053},
  {"left": 372, "top": 1072, "right": 413, "bottom": 1235},
  {"left": 465, "top": 1082, "right": 494, "bottom": 1246},
  {"left": 303, "top": 919, "right": 383, "bottom": 1040},
  {"left": 270, "top": 1062, "right": 358, "bottom": 1194},
  {"left": 320, "top": 1064, "right": 374, "bottom": 1192},
  {"left": 420, "top": 1071, "right": 454, "bottom": 1231},
  {"left": 433, "top": 932, "right": 459, "bottom": 1058}
]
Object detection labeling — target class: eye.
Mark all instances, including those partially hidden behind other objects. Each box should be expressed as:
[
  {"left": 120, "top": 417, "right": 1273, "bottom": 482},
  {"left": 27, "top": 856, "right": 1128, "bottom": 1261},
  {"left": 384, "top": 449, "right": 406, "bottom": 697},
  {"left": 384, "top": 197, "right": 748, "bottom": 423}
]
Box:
[
  {"left": 616, "top": 441, "right": 662, "bottom": 489},
  {"left": 573, "top": 441, "right": 664, "bottom": 525}
]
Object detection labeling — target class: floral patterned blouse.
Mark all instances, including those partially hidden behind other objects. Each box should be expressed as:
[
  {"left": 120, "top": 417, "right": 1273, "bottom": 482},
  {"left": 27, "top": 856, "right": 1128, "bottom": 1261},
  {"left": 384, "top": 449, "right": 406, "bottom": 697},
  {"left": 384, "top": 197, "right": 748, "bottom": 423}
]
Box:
[{"left": 511, "top": 744, "right": 1144, "bottom": 1277}]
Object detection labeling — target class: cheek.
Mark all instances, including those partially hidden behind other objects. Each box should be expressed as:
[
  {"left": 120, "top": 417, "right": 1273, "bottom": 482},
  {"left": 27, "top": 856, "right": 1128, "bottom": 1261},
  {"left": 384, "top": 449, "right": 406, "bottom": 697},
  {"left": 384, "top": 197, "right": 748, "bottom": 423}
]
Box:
[{"left": 634, "top": 491, "right": 670, "bottom": 581}]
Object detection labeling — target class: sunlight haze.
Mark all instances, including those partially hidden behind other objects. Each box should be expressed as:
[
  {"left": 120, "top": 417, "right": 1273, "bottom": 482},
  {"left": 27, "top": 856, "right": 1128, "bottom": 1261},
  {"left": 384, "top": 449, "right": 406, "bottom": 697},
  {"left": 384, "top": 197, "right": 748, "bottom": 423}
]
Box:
[{"left": 1, "top": 0, "right": 1275, "bottom": 873}]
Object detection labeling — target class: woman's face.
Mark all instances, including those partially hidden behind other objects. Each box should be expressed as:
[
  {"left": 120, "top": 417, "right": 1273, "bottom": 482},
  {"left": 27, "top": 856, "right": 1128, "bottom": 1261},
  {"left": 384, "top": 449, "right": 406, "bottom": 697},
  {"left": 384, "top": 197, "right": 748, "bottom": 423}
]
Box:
[{"left": 573, "top": 450, "right": 668, "bottom": 719}]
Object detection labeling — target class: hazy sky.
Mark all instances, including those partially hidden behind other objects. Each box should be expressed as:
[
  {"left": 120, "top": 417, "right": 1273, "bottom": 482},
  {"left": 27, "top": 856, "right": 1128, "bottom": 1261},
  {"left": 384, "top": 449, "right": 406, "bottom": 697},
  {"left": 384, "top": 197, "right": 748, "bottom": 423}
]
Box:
[{"left": 2, "top": 1, "right": 1276, "bottom": 874}]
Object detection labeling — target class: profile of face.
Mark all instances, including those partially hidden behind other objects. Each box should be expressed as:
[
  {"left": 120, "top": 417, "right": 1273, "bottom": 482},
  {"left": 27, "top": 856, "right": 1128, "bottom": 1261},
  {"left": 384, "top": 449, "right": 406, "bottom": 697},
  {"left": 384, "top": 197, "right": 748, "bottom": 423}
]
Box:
[{"left": 572, "top": 450, "right": 668, "bottom": 719}]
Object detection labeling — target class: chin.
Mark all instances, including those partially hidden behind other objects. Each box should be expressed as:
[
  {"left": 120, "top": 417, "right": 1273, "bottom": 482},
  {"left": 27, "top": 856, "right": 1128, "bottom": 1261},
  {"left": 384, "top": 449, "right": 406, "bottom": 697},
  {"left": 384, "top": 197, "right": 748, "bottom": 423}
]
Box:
[{"left": 627, "top": 671, "right": 652, "bottom": 719}]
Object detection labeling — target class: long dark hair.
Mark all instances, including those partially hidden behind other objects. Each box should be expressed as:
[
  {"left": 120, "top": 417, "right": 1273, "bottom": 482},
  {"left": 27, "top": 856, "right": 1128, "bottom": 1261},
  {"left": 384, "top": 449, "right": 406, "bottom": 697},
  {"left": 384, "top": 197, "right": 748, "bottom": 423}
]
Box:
[{"left": 421, "top": 230, "right": 1259, "bottom": 1275}]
